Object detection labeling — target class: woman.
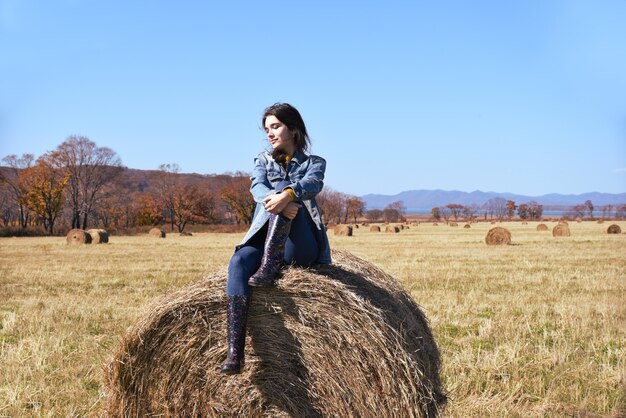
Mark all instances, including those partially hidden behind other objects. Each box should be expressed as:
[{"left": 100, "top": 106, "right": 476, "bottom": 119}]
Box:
[{"left": 221, "top": 103, "right": 331, "bottom": 374}]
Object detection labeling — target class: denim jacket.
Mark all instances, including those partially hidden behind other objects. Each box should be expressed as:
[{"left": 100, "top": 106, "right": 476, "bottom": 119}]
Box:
[{"left": 238, "top": 150, "right": 332, "bottom": 265}]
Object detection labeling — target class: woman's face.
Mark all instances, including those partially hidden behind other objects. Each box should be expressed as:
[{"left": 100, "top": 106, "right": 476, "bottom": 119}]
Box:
[{"left": 264, "top": 115, "right": 295, "bottom": 153}]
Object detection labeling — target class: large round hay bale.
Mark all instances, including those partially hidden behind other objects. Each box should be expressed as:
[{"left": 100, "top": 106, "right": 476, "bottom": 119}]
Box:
[
  {"left": 149, "top": 228, "right": 166, "bottom": 238},
  {"left": 607, "top": 224, "right": 622, "bottom": 234},
  {"left": 463, "top": 224, "right": 471, "bottom": 229},
  {"left": 87, "top": 229, "right": 109, "bottom": 244},
  {"left": 66, "top": 229, "right": 92, "bottom": 245},
  {"left": 370, "top": 225, "right": 381, "bottom": 232},
  {"left": 333, "top": 225, "right": 353, "bottom": 236},
  {"left": 385, "top": 225, "right": 400, "bottom": 233},
  {"left": 485, "top": 227, "right": 511, "bottom": 245},
  {"left": 398, "top": 224, "right": 405, "bottom": 230},
  {"left": 536, "top": 223, "right": 549, "bottom": 231},
  {"left": 552, "top": 223, "right": 571, "bottom": 237},
  {"left": 449, "top": 222, "right": 458, "bottom": 227},
  {"left": 180, "top": 231, "right": 193, "bottom": 236},
  {"left": 104, "top": 250, "right": 446, "bottom": 417}
]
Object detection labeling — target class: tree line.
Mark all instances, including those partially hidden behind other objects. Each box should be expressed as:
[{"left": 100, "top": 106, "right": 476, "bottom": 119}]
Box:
[{"left": 0, "top": 136, "right": 369, "bottom": 235}]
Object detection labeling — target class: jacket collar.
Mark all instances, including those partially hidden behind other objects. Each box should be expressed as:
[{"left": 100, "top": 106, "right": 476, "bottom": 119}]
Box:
[{"left": 291, "top": 150, "right": 308, "bottom": 165}]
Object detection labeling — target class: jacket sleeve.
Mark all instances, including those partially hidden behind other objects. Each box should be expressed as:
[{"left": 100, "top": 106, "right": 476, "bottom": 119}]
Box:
[
  {"left": 281, "top": 155, "right": 326, "bottom": 201},
  {"left": 250, "top": 153, "right": 273, "bottom": 204}
]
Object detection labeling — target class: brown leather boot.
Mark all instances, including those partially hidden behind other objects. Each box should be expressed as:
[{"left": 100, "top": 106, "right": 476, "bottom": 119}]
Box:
[
  {"left": 248, "top": 213, "right": 292, "bottom": 287},
  {"left": 220, "top": 295, "right": 250, "bottom": 374}
]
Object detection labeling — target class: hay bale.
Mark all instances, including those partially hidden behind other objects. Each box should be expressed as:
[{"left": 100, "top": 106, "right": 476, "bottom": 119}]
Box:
[
  {"left": 552, "top": 224, "right": 571, "bottom": 237},
  {"left": 104, "top": 250, "right": 446, "bottom": 417},
  {"left": 66, "top": 229, "right": 92, "bottom": 245},
  {"left": 558, "top": 219, "right": 569, "bottom": 225},
  {"left": 334, "top": 225, "right": 353, "bottom": 236},
  {"left": 536, "top": 223, "right": 549, "bottom": 231},
  {"left": 149, "top": 228, "right": 166, "bottom": 238},
  {"left": 398, "top": 224, "right": 404, "bottom": 230},
  {"left": 385, "top": 226, "right": 400, "bottom": 233},
  {"left": 521, "top": 221, "right": 528, "bottom": 225},
  {"left": 369, "top": 225, "right": 381, "bottom": 232},
  {"left": 607, "top": 224, "right": 622, "bottom": 234},
  {"left": 180, "top": 231, "right": 193, "bottom": 236},
  {"left": 597, "top": 219, "right": 604, "bottom": 224},
  {"left": 448, "top": 222, "right": 458, "bottom": 227},
  {"left": 432, "top": 223, "right": 438, "bottom": 226},
  {"left": 463, "top": 224, "right": 471, "bottom": 229},
  {"left": 362, "top": 223, "right": 369, "bottom": 227},
  {"left": 87, "top": 229, "right": 109, "bottom": 244},
  {"left": 353, "top": 224, "right": 359, "bottom": 229},
  {"left": 485, "top": 227, "right": 511, "bottom": 245}
]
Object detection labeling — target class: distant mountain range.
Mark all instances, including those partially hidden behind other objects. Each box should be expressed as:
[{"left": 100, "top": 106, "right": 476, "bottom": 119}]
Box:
[{"left": 361, "top": 190, "right": 626, "bottom": 211}]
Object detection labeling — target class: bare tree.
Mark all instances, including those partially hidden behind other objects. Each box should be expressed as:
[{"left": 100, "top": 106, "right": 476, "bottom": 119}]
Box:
[
  {"left": 316, "top": 188, "right": 345, "bottom": 225},
  {"left": 365, "top": 209, "right": 383, "bottom": 222},
  {"left": 51, "top": 136, "right": 123, "bottom": 229},
  {"left": 345, "top": 196, "right": 365, "bottom": 223},
  {"left": 484, "top": 197, "right": 507, "bottom": 221},
  {"left": 584, "top": 200, "right": 594, "bottom": 218}
]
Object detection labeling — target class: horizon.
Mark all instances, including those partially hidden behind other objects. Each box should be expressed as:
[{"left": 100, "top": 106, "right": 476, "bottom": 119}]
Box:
[{"left": 2, "top": 1, "right": 625, "bottom": 196}]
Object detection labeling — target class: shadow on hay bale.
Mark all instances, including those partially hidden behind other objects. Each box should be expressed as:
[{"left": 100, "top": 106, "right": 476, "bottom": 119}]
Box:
[
  {"left": 553, "top": 223, "right": 571, "bottom": 237},
  {"left": 149, "top": 227, "right": 166, "bottom": 238},
  {"left": 485, "top": 227, "right": 511, "bottom": 245},
  {"left": 104, "top": 250, "right": 446, "bottom": 417},
  {"left": 87, "top": 228, "right": 109, "bottom": 243},
  {"left": 536, "top": 223, "right": 548, "bottom": 231}
]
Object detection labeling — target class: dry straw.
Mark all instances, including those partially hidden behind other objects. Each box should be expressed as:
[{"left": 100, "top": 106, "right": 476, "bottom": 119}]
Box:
[
  {"left": 536, "top": 224, "right": 549, "bottom": 231},
  {"left": 66, "top": 229, "right": 92, "bottom": 245},
  {"left": 607, "top": 224, "right": 622, "bottom": 234},
  {"left": 552, "top": 223, "right": 571, "bottom": 237},
  {"left": 333, "top": 225, "right": 353, "bottom": 236},
  {"left": 463, "top": 224, "right": 471, "bottom": 229},
  {"left": 149, "top": 228, "right": 166, "bottom": 238},
  {"left": 385, "top": 226, "right": 400, "bottom": 233},
  {"left": 370, "top": 225, "right": 381, "bottom": 232},
  {"left": 103, "top": 250, "right": 447, "bottom": 417},
  {"left": 485, "top": 227, "right": 511, "bottom": 245},
  {"left": 180, "top": 231, "right": 193, "bottom": 236},
  {"left": 87, "top": 229, "right": 109, "bottom": 244}
]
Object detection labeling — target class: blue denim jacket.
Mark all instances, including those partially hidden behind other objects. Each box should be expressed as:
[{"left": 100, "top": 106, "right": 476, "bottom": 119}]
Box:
[{"left": 238, "top": 150, "right": 332, "bottom": 265}]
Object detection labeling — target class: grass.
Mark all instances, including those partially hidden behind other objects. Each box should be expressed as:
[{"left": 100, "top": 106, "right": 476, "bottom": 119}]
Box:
[{"left": 0, "top": 221, "right": 624, "bottom": 417}]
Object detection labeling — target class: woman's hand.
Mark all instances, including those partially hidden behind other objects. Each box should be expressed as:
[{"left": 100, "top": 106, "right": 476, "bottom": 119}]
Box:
[
  {"left": 263, "top": 191, "right": 292, "bottom": 214},
  {"left": 281, "top": 202, "right": 302, "bottom": 220}
]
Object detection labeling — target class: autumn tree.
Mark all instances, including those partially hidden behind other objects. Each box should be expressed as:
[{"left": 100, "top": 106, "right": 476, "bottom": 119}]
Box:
[
  {"left": 0, "top": 182, "right": 15, "bottom": 226},
  {"left": 22, "top": 154, "right": 70, "bottom": 234},
  {"left": 445, "top": 203, "right": 464, "bottom": 221},
  {"left": 431, "top": 207, "right": 440, "bottom": 221},
  {"left": 0, "top": 153, "right": 34, "bottom": 228},
  {"left": 51, "top": 136, "right": 123, "bottom": 229},
  {"left": 136, "top": 194, "right": 165, "bottom": 226},
  {"left": 506, "top": 200, "right": 517, "bottom": 219},
  {"left": 344, "top": 196, "right": 365, "bottom": 223},
  {"left": 517, "top": 203, "right": 529, "bottom": 220},
  {"left": 220, "top": 175, "right": 255, "bottom": 224},
  {"left": 172, "top": 184, "right": 217, "bottom": 232},
  {"left": 316, "top": 188, "right": 345, "bottom": 225},
  {"left": 383, "top": 200, "right": 406, "bottom": 223},
  {"left": 463, "top": 204, "right": 479, "bottom": 222}
]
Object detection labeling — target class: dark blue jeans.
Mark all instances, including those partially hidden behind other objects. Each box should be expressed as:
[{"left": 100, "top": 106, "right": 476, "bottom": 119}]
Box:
[{"left": 226, "top": 205, "right": 321, "bottom": 296}]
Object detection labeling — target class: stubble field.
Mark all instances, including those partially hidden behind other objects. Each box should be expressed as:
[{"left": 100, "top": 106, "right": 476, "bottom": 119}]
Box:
[{"left": 0, "top": 221, "right": 625, "bottom": 417}]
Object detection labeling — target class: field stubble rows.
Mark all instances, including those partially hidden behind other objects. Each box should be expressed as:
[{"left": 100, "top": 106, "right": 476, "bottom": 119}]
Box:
[{"left": 0, "top": 221, "right": 624, "bottom": 417}]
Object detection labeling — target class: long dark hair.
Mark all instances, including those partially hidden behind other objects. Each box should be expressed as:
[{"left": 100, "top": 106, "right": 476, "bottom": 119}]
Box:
[{"left": 263, "top": 103, "right": 310, "bottom": 163}]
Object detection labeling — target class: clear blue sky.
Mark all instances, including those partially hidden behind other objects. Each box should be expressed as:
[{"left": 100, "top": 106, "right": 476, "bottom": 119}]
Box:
[{"left": 1, "top": 0, "right": 625, "bottom": 196}]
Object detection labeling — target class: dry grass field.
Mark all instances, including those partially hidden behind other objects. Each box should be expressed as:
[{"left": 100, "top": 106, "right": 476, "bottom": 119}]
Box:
[{"left": 1, "top": 221, "right": 625, "bottom": 417}]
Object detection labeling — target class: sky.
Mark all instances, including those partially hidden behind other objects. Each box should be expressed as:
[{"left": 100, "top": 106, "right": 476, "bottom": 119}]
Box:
[{"left": 1, "top": 0, "right": 625, "bottom": 197}]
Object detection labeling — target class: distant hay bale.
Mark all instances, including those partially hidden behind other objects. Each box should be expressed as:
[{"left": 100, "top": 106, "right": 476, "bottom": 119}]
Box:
[
  {"left": 449, "top": 222, "right": 458, "bottom": 227},
  {"left": 66, "top": 229, "right": 92, "bottom": 245},
  {"left": 149, "top": 228, "right": 166, "bottom": 238},
  {"left": 597, "top": 219, "right": 604, "bottom": 224},
  {"left": 398, "top": 224, "right": 405, "bottom": 230},
  {"left": 536, "top": 224, "right": 549, "bottom": 231},
  {"left": 552, "top": 224, "right": 571, "bottom": 237},
  {"left": 521, "top": 221, "right": 528, "bottom": 225},
  {"left": 385, "top": 226, "right": 400, "bottom": 233},
  {"left": 490, "top": 221, "right": 496, "bottom": 224},
  {"left": 370, "top": 226, "right": 381, "bottom": 232},
  {"left": 87, "top": 229, "right": 109, "bottom": 244},
  {"left": 485, "top": 227, "right": 511, "bottom": 245},
  {"left": 463, "top": 224, "right": 471, "bottom": 229},
  {"left": 607, "top": 224, "right": 622, "bottom": 234},
  {"left": 432, "top": 223, "right": 438, "bottom": 226},
  {"left": 405, "top": 226, "right": 410, "bottom": 229},
  {"left": 362, "top": 223, "right": 369, "bottom": 227},
  {"left": 103, "top": 250, "right": 447, "bottom": 417},
  {"left": 180, "top": 231, "right": 193, "bottom": 236},
  {"left": 334, "top": 225, "right": 353, "bottom": 236},
  {"left": 558, "top": 219, "right": 569, "bottom": 225}
]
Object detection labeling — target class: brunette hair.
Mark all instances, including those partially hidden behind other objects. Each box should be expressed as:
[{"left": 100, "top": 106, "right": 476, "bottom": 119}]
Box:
[{"left": 263, "top": 103, "right": 310, "bottom": 162}]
